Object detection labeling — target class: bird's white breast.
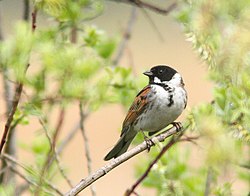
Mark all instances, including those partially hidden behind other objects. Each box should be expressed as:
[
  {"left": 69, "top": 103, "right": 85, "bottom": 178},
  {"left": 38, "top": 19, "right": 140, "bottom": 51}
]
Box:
[{"left": 134, "top": 84, "right": 186, "bottom": 132}]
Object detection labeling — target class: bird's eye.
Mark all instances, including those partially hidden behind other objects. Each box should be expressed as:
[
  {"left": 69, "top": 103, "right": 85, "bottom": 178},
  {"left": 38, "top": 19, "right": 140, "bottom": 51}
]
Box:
[{"left": 158, "top": 69, "right": 164, "bottom": 74}]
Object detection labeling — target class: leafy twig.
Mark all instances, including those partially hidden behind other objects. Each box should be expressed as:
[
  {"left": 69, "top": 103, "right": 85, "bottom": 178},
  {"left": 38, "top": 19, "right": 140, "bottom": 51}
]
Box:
[{"left": 65, "top": 125, "right": 182, "bottom": 196}]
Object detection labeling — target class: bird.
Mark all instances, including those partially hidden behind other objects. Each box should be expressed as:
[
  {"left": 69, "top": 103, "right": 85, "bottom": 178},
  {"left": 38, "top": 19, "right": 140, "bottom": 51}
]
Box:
[{"left": 104, "top": 65, "right": 187, "bottom": 161}]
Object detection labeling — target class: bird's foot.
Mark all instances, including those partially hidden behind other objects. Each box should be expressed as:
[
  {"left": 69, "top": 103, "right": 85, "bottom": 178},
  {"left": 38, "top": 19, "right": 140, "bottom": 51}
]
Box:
[
  {"left": 145, "top": 137, "right": 155, "bottom": 152},
  {"left": 171, "top": 122, "right": 183, "bottom": 132},
  {"left": 140, "top": 130, "right": 155, "bottom": 152}
]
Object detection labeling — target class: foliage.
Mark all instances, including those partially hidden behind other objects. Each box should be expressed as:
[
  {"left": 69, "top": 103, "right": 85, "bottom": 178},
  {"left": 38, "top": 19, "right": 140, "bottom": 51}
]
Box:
[
  {"left": 0, "top": 0, "right": 249, "bottom": 195},
  {"left": 135, "top": 0, "right": 250, "bottom": 195},
  {"left": 0, "top": 0, "right": 140, "bottom": 194}
]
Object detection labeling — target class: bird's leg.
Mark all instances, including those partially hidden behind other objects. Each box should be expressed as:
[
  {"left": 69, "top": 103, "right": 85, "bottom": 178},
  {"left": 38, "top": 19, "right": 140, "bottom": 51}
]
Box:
[
  {"left": 140, "top": 130, "right": 155, "bottom": 152},
  {"left": 171, "top": 122, "right": 183, "bottom": 132}
]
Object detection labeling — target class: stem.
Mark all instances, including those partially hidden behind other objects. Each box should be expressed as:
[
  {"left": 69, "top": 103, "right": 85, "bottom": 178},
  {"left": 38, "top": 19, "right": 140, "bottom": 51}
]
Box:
[
  {"left": 65, "top": 125, "right": 181, "bottom": 196},
  {"left": 0, "top": 83, "right": 24, "bottom": 154},
  {"left": 79, "top": 103, "right": 96, "bottom": 196},
  {"left": 125, "top": 135, "right": 181, "bottom": 195}
]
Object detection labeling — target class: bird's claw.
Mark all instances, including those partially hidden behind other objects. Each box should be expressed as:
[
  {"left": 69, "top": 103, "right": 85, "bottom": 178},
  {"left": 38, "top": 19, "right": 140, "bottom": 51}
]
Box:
[
  {"left": 144, "top": 137, "right": 155, "bottom": 152},
  {"left": 171, "top": 122, "right": 183, "bottom": 132}
]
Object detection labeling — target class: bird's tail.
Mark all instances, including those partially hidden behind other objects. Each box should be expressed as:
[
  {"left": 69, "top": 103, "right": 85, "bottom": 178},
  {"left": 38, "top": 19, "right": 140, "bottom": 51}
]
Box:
[{"left": 104, "top": 129, "right": 136, "bottom": 161}]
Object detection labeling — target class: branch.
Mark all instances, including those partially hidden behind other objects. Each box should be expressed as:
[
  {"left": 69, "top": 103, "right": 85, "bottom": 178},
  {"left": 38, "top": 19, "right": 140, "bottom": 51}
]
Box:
[
  {"left": 0, "top": 82, "right": 24, "bottom": 154},
  {"left": 65, "top": 125, "right": 182, "bottom": 196},
  {"left": 126, "top": 133, "right": 182, "bottom": 195},
  {"left": 31, "top": 7, "right": 37, "bottom": 32},
  {"left": 0, "top": 4, "right": 37, "bottom": 154},
  {"left": 0, "top": 9, "right": 3, "bottom": 40},
  {"left": 23, "top": 0, "right": 30, "bottom": 21},
  {"left": 1, "top": 154, "right": 63, "bottom": 195},
  {"left": 79, "top": 102, "right": 96, "bottom": 196},
  {"left": 204, "top": 167, "right": 214, "bottom": 196},
  {"left": 9, "top": 166, "right": 56, "bottom": 195},
  {"left": 35, "top": 111, "right": 73, "bottom": 194},
  {"left": 110, "top": 0, "right": 177, "bottom": 15},
  {"left": 112, "top": 6, "right": 137, "bottom": 66}
]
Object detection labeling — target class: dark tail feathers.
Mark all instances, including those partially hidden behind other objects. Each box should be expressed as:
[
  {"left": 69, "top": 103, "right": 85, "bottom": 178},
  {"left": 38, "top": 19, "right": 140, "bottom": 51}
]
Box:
[{"left": 104, "top": 131, "right": 136, "bottom": 161}]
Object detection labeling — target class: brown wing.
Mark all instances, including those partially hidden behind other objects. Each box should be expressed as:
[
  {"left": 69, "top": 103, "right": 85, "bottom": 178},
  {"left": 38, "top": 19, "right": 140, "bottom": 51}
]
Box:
[{"left": 121, "top": 85, "right": 151, "bottom": 136}]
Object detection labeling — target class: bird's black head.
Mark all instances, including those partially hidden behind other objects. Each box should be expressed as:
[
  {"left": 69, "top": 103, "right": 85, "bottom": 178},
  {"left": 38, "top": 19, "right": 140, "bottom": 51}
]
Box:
[{"left": 143, "top": 65, "right": 178, "bottom": 85}]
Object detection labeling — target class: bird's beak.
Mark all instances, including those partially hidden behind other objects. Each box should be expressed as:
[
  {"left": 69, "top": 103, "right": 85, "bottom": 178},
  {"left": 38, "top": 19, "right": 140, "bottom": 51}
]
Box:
[{"left": 143, "top": 70, "right": 153, "bottom": 77}]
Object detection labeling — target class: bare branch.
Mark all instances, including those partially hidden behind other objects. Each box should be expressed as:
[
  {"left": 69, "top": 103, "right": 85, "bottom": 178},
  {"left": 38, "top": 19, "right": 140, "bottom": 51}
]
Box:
[
  {"left": 35, "top": 113, "right": 73, "bottom": 194},
  {"left": 238, "top": 164, "right": 250, "bottom": 170},
  {"left": 1, "top": 154, "right": 64, "bottom": 195},
  {"left": 113, "top": 7, "right": 137, "bottom": 66},
  {"left": 0, "top": 4, "right": 37, "bottom": 154},
  {"left": 23, "top": 0, "right": 30, "bottom": 21},
  {"left": 126, "top": 132, "right": 182, "bottom": 195},
  {"left": 0, "top": 67, "right": 17, "bottom": 185},
  {"left": 54, "top": 148, "right": 74, "bottom": 188},
  {"left": 0, "top": 8, "right": 3, "bottom": 40},
  {"left": 31, "top": 7, "right": 37, "bottom": 32},
  {"left": 65, "top": 125, "right": 182, "bottom": 196},
  {"left": 110, "top": 0, "right": 177, "bottom": 15},
  {"left": 0, "top": 82, "right": 24, "bottom": 154},
  {"left": 204, "top": 167, "right": 214, "bottom": 196},
  {"left": 70, "top": 26, "right": 78, "bottom": 43},
  {"left": 79, "top": 102, "right": 96, "bottom": 196},
  {"left": 57, "top": 123, "right": 80, "bottom": 154},
  {"left": 52, "top": 108, "right": 65, "bottom": 149}
]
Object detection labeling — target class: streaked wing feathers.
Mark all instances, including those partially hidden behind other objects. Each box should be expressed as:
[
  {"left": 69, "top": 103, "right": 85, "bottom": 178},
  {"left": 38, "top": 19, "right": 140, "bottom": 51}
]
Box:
[{"left": 121, "top": 85, "right": 151, "bottom": 136}]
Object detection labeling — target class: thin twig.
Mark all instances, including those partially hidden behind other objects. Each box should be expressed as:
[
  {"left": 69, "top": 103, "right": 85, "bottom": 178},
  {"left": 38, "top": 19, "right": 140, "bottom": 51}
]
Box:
[
  {"left": 178, "top": 135, "right": 200, "bottom": 146},
  {"left": 57, "top": 123, "right": 80, "bottom": 154},
  {"left": 65, "top": 125, "right": 182, "bottom": 196},
  {"left": 35, "top": 111, "right": 73, "bottom": 195},
  {"left": 79, "top": 102, "right": 96, "bottom": 196},
  {"left": 125, "top": 133, "right": 182, "bottom": 195},
  {"left": 0, "top": 82, "right": 24, "bottom": 154},
  {"left": 113, "top": 7, "right": 137, "bottom": 66},
  {"left": 49, "top": 123, "right": 80, "bottom": 165},
  {"left": 238, "top": 164, "right": 250, "bottom": 170},
  {"left": 0, "top": 4, "right": 37, "bottom": 155},
  {"left": 1, "top": 154, "right": 64, "bottom": 195},
  {"left": 0, "top": 8, "right": 3, "bottom": 40},
  {"left": 204, "top": 167, "right": 213, "bottom": 196},
  {"left": 52, "top": 108, "right": 65, "bottom": 149},
  {"left": 132, "top": 0, "right": 177, "bottom": 15},
  {"left": 31, "top": 7, "right": 37, "bottom": 32},
  {"left": 139, "top": 7, "right": 165, "bottom": 41},
  {"left": 70, "top": 26, "right": 77, "bottom": 43},
  {"left": 0, "top": 70, "right": 17, "bottom": 184},
  {"left": 23, "top": 0, "right": 30, "bottom": 21},
  {"left": 9, "top": 166, "right": 56, "bottom": 195},
  {"left": 126, "top": 132, "right": 200, "bottom": 195},
  {"left": 54, "top": 148, "right": 74, "bottom": 188},
  {"left": 16, "top": 183, "right": 29, "bottom": 195},
  {"left": 110, "top": 0, "right": 177, "bottom": 15}
]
